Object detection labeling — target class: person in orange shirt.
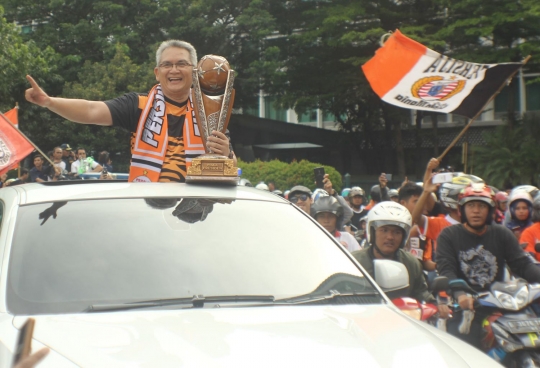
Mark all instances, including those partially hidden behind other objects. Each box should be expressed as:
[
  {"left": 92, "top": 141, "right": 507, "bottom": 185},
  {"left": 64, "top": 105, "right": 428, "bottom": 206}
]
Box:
[
  {"left": 398, "top": 182, "right": 435, "bottom": 269},
  {"left": 521, "top": 195, "right": 540, "bottom": 261},
  {"left": 411, "top": 159, "right": 475, "bottom": 270}
]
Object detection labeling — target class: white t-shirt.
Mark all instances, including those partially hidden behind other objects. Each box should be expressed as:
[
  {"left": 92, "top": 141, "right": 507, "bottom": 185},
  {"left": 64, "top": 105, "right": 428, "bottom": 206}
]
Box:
[
  {"left": 336, "top": 231, "right": 361, "bottom": 252},
  {"left": 71, "top": 159, "right": 99, "bottom": 174},
  {"left": 53, "top": 161, "right": 66, "bottom": 171}
]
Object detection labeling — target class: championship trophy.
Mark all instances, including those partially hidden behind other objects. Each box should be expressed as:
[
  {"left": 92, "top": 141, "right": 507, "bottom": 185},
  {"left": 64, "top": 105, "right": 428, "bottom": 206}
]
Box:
[{"left": 186, "top": 55, "right": 238, "bottom": 184}]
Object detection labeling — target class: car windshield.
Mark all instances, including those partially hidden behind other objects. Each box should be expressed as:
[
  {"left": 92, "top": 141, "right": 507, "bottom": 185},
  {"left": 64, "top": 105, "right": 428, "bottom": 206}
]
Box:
[{"left": 7, "top": 197, "right": 380, "bottom": 314}]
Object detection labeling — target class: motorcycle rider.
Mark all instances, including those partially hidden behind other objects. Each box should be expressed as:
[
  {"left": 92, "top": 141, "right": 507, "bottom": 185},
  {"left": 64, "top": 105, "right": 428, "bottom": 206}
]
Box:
[
  {"left": 388, "top": 189, "right": 399, "bottom": 202},
  {"left": 352, "top": 202, "right": 449, "bottom": 318},
  {"left": 398, "top": 182, "right": 435, "bottom": 269},
  {"left": 348, "top": 186, "right": 368, "bottom": 231},
  {"left": 412, "top": 162, "right": 475, "bottom": 271},
  {"left": 312, "top": 196, "right": 360, "bottom": 252},
  {"left": 365, "top": 173, "right": 390, "bottom": 210},
  {"left": 520, "top": 195, "right": 540, "bottom": 261},
  {"left": 436, "top": 183, "right": 540, "bottom": 348},
  {"left": 289, "top": 174, "right": 352, "bottom": 226},
  {"left": 505, "top": 191, "right": 533, "bottom": 240}
]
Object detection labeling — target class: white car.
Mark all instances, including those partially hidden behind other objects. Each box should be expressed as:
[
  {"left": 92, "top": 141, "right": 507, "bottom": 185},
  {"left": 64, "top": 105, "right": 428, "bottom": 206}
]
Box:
[{"left": 0, "top": 182, "right": 499, "bottom": 367}]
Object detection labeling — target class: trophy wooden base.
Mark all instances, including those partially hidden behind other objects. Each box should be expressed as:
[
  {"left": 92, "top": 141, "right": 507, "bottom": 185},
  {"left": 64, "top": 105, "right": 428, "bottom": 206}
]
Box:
[{"left": 186, "top": 154, "right": 238, "bottom": 185}]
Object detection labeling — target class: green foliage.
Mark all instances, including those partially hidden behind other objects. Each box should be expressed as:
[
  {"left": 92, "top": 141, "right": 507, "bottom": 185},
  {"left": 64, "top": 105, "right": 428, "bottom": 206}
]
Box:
[
  {"left": 3, "top": 0, "right": 277, "bottom": 158},
  {"left": 473, "top": 116, "right": 540, "bottom": 188},
  {"left": 434, "top": 0, "right": 540, "bottom": 63},
  {"left": 20, "top": 44, "right": 156, "bottom": 166},
  {"left": 63, "top": 43, "right": 155, "bottom": 101},
  {"left": 3, "top": 0, "right": 540, "bottom": 173},
  {"left": 237, "top": 158, "right": 342, "bottom": 192},
  {"left": 0, "top": 6, "right": 58, "bottom": 112}
]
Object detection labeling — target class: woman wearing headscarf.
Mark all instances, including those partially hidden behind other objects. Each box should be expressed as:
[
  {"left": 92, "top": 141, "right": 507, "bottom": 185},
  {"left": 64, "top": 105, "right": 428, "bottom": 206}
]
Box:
[{"left": 506, "top": 191, "right": 533, "bottom": 240}]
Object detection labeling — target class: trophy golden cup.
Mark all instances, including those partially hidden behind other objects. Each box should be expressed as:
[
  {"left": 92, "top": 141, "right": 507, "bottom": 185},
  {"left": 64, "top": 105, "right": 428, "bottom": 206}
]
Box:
[{"left": 186, "top": 55, "right": 239, "bottom": 184}]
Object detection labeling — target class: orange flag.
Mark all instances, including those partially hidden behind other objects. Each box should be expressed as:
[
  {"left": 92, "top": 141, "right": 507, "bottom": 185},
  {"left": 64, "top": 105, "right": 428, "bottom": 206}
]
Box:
[
  {"left": 362, "top": 30, "right": 523, "bottom": 119},
  {"left": 2, "top": 107, "right": 20, "bottom": 171},
  {"left": 4, "top": 107, "right": 18, "bottom": 127},
  {"left": 0, "top": 112, "right": 34, "bottom": 176}
]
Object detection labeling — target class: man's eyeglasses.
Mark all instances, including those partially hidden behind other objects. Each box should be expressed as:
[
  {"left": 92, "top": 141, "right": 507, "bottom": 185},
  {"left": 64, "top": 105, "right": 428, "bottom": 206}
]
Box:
[
  {"left": 289, "top": 194, "right": 309, "bottom": 203},
  {"left": 158, "top": 61, "right": 193, "bottom": 70}
]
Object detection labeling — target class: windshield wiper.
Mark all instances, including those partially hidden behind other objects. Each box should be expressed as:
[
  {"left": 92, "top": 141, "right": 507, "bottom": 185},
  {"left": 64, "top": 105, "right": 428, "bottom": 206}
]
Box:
[
  {"left": 86, "top": 294, "right": 275, "bottom": 312},
  {"left": 275, "top": 290, "right": 382, "bottom": 305}
]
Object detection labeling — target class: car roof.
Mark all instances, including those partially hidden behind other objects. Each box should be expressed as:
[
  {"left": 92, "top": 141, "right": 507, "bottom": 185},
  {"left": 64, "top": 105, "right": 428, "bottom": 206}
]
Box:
[{"left": 3, "top": 182, "right": 288, "bottom": 205}]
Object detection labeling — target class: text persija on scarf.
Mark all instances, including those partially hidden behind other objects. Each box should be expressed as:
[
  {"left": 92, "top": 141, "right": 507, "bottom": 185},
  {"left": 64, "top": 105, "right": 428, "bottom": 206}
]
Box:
[{"left": 128, "top": 84, "right": 205, "bottom": 182}]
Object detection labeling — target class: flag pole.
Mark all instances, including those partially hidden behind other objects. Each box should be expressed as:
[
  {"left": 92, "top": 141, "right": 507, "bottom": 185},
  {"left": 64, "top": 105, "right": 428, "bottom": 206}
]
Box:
[
  {"left": 436, "top": 55, "right": 531, "bottom": 161},
  {"left": 0, "top": 111, "right": 55, "bottom": 167},
  {"left": 15, "top": 102, "right": 21, "bottom": 177}
]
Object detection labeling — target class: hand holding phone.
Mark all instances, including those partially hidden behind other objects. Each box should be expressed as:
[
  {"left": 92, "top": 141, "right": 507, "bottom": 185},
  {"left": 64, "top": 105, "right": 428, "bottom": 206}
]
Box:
[{"left": 314, "top": 167, "right": 325, "bottom": 189}]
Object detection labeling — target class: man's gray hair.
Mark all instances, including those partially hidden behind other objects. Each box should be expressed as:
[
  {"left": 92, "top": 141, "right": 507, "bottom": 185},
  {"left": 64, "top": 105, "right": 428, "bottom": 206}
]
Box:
[{"left": 155, "top": 40, "right": 197, "bottom": 67}]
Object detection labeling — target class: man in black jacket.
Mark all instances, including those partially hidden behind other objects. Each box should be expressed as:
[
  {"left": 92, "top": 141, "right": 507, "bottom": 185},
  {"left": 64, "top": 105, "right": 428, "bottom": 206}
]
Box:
[{"left": 437, "top": 183, "right": 540, "bottom": 348}]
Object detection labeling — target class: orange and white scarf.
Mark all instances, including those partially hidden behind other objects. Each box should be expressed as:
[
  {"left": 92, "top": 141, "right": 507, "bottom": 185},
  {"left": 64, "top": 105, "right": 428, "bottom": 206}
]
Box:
[{"left": 128, "top": 84, "right": 205, "bottom": 182}]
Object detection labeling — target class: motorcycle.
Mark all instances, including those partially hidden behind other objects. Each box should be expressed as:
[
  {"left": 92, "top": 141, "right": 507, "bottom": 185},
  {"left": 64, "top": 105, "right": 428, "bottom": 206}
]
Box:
[
  {"left": 392, "top": 297, "right": 440, "bottom": 324},
  {"left": 449, "top": 278, "right": 540, "bottom": 367},
  {"left": 392, "top": 276, "right": 450, "bottom": 328}
]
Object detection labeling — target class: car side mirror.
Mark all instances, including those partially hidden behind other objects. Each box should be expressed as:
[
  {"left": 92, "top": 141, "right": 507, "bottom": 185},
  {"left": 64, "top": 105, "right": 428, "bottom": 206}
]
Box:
[{"left": 374, "top": 259, "right": 409, "bottom": 292}]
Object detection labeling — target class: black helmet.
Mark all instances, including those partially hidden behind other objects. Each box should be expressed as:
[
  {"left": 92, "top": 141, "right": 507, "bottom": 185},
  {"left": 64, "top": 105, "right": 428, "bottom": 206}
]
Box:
[
  {"left": 311, "top": 196, "right": 345, "bottom": 229},
  {"left": 370, "top": 185, "right": 381, "bottom": 202}
]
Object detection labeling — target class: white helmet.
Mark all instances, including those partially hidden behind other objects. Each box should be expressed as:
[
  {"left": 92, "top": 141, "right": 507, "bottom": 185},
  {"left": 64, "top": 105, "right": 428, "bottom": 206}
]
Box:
[
  {"left": 366, "top": 202, "right": 412, "bottom": 250},
  {"left": 510, "top": 185, "right": 539, "bottom": 202},
  {"left": 255, "top": 182, "right": 269, "bottom": 191}
]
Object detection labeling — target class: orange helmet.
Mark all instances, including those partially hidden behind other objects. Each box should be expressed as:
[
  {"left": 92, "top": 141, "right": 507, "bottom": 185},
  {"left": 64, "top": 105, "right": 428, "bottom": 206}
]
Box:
[
  {"left": 458, "top": 183, "right": 495, "bottom": 208},
  {"left": 458, "top": 183, "right": 495, "bottom": 225}
]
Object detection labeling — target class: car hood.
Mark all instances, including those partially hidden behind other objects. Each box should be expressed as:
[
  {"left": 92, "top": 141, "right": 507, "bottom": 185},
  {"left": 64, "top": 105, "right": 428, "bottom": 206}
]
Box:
[{"left": 16, "top": 305, "right": 495, "bottom": 367}]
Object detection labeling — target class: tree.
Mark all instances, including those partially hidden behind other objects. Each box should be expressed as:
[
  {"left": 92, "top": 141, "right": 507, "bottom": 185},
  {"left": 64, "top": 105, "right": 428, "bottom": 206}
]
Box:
[
  {"left": 5, "top": 0, "right": 277, "bottom": 162},
  {"left": 238, "top": 158, "right": 342, "bottom": 192},
  {"left": 20, "top": 44, "right": 156, "bottom": 168},
  {"left": 0, "top": 6, "right": 58, "bottom": 112},
  {"left": 256, "top": 0, "right": 447, "bottom": 175},
  {"left": 434, "top": 0, "right": 540, "bottom": 121},
  {"left": 3, "top": 0, "right": 278, "bottom": 108},
  {"left": 474, "top": 117, "right": 540, "bottom": 188}
]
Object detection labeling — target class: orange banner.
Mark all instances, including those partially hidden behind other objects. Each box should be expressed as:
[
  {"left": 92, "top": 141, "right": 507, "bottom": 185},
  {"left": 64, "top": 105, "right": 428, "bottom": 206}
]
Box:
[{"left": 0, "top": 111, "right": 33, "bottom": 176}]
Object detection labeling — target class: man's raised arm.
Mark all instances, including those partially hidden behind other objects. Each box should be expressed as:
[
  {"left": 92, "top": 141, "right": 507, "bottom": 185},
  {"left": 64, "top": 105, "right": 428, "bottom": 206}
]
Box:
[
  {"left": 411, "top": 158, "right": 439, "bottom": 225},
  {"left": 25, "top": 75, "right": 113, "bottom": 126}
]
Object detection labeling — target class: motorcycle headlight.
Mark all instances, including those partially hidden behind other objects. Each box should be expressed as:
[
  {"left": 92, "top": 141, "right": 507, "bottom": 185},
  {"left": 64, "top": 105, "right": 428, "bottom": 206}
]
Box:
[
  {"left": 494, "top": 291, "right": 517, "bottom": 310},
  {"left": 515, "top": 287, "right": 529, "bottom": 309}
]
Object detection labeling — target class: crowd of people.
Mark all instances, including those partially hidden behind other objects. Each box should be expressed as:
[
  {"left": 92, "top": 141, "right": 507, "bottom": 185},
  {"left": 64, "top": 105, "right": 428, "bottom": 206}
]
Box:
[
  {"left": 250, "top": 157, "right": 540, "bottom": 349},
  {"left": 3, "top": 37, "right": 538, "bottom": 363},
  {"left": 0, "top": 144, "right": 115, "bottom": 187}
]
